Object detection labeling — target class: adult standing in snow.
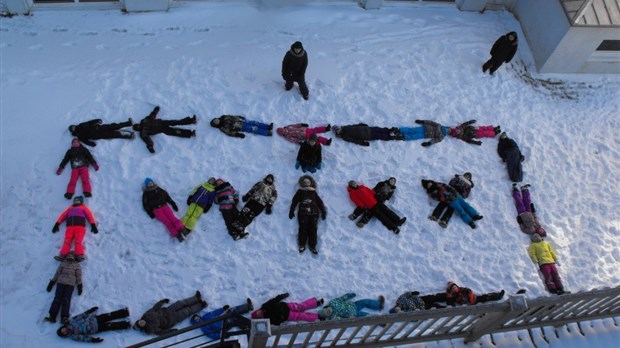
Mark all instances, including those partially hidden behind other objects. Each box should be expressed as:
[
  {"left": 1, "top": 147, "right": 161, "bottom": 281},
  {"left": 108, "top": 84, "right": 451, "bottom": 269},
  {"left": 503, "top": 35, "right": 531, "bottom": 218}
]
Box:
[
  {"left": 213, "top": 179, "right": 248, "bottom": 240},
  {"left": 528, "top": 233, "right": 565, "bottom": 295},
  {"left": 282, "top": 41, "right": 309, "bottom": 100},
  {"left": 276, "top": 123, "right": 332, "bottom": 145},
  {"left": 289, "top": 175, "right": 327, "bottom": 254},
  {"left": 318, "top": 293, "right": 384, "bottom": 321},
  {"left": 52, "top": 195, "right": 97, "bottom": 262},
  {"left": 56, "top": 307, "right": 131, "bottom": 343},
  {"left": 142, "top": 178, "right": 189, "bottom": 242},
  {"left": 497, "top": 132, "right": 524, "bottom": 183},
  {"left": 135, "top": 291, "right": 207, "bottom": 335},
  {"left": 68, "top": 118, "right": 134, "bottom": 147},
  {"left": 482, "top": 31, "right": 518, "bottom": 75},
  {"left": 251, "top": 293, "right": 323, "bottom": 325},
  {"left": 445, "top": 282, "right": 505, "bottom": 306},
  {"left": 333, "top": 123, "right": 401, "bottom": 147},
  {"left": 239, "top": 174, "right": 278, "bottom": 227},
  {"left": 295, "top": 134, "right": 323, "bottom": 173},
  {"left": 512, "top": 183, "right": 547, "bottom": 237},
  {"left": 182, "top": 178, "right": 217, "bottom": 233},
  {"left": 57, "top": 137, "right": 99, "bottom": 199},
  {"left": 210, "top": 115, "right": 273, "bottom": 138},
  {"left": 347, "top": 180, "right": 406, "bottom": 234},
  {"left": 132, "top": 106, "right": 197, "bottom": 153},
  {"left": 45, "top": 252, "right": 83, "bottom": 324}
]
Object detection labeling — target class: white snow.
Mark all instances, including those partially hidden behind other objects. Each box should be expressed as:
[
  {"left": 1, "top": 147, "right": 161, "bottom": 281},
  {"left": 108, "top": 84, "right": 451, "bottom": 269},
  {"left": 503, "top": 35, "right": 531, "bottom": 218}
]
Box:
[{"left": 1, "top": 1, "right": 619, "bottom": 347}]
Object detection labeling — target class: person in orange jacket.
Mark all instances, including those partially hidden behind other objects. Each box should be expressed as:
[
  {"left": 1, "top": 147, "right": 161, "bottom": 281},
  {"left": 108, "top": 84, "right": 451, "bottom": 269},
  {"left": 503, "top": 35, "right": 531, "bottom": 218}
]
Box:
[
  {"left": 52, "top": 196, "right": 97, "bottom": 261},
  {"left": 347, "top": 180, "right": 405, "bottom": 234},
  {"left": 445, "top": 281, "right": 504, "bottom": 306}
]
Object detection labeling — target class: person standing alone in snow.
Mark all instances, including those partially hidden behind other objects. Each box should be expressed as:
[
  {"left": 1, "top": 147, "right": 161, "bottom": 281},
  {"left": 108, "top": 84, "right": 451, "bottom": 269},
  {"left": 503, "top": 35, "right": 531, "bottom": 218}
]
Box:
[
  {"left": 482, "top": 31, "right": 518, "bottom": 75},
  {"left": 282, "top": 41, "right": 309, "bottom": 100}
]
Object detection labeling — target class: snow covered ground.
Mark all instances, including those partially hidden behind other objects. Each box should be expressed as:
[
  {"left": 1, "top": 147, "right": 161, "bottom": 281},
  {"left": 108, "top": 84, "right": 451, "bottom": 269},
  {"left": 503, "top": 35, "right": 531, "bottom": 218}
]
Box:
[{"left": 1, "top": 1, "right": 619, "bottom": 347}]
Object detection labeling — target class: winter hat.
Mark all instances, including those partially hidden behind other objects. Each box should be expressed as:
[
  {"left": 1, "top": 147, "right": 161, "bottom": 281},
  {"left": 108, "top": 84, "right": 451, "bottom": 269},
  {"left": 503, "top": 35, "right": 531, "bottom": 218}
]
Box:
[
  {"left": 421, "top": 179, "right": 433, "bottom": 189},
  {"left": 144, "top": 178, "right": 155, "bottom": 187},
  {"left": 447, "top": 281, "right": 459, "bottom": 293},
  {"left": 388, "top": 177, "right": 397, "bottom": 186},
  {"left": 207, "top": 177, "right": 216, "bottom": 185},
  {"left": 264, "top": 174, "right": 275, "bottom": 184},
  {"left": 210, "top": 118, "right": 221, "bottom": 128},
  {"left": 65, "top": 252, "right": 76, "bottom": 262},
  {"left": 348, "top": 180, "right": 358, "bottom": 188},
  {"left": 318, "top": 307, "right": 332, "bottom": 319},
  {"left": 507, "top": 31, "right": 518, "bottom": 43},
  {"left": 71, "top": 137, "right": 81, "bottom": 147},
  {"left": 530, "top": 233, "right": 543, "bottom": 242},
  {"left": 292, "top": 41, "right": 303, "bottom": 50},
  {"left": 251, "top": 309, "right": 264, "bottom": 319},
  {"left": 72, "top": 196, "right": 84, "bottom": 205},
  {"left": 499, "top": 132, "right": 508, "bottom": 140},
  {"left": 332, "top": 126, "right": 342, "bottom": 136},
  {"left": 57, "top": 326, "right": 69, "bottom": 337},
  {"left": 68, "top": 125, "right": 77, "bottom": 134},
  {"left": 463, "top": 172, "right": 472, "bottom": 181},
  {"left": 308, "top": 134, "right": 318, "bottom": 142}
]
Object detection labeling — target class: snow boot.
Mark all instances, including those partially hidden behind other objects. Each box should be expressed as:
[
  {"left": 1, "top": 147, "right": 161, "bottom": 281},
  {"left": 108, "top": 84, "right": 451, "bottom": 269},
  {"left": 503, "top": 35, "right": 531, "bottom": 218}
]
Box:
[
  {"left": 310, "top": 247, "right": 318, "bottom": 255},
  {"left": 398, "top": 217, "right": 407, "bottom": 226},
  {"left": 247, "top": 298, "right": 254, "bottom": 311},
  {"left": 468, "top": 222, "right": 477, "bottom": 229},
  {"left": 176, "top": 234, "right": 185, "bottom": 243},
  {"left": 84, "top": 192, "right": 92, "bottom": 198},
  {"left": 472, "top": 215, "right": 483, "bottom": 221},
  {"left": 378, "top": 295, "right": 385, "bottom": 310},
  {"left": 54, "top": 254, "right": 66, "bottom": 261},
  {"left": 317, "top": 298, "right": 324, "bottom": 306},
  {"left": 428, "top": 215, "right": 438, "bottom": 222},
  {"left": 438, "top": 220, "right": 448, "bottom": 228},
  {"left": 44, "top": 316, "right": 56, "bottom": 323},
  {"left": 299, "top": 246, "right": 306, "bottom": 253},
  {"left": 64, "top": 192, "right": 73, "bottom": 200}
]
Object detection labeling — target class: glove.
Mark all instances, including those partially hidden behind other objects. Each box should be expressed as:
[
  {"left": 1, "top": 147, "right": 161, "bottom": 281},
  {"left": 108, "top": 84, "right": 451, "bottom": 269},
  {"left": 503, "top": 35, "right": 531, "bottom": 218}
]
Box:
[
  {"left": 295, "top": 161, "right": 300, "bottom": 170},
  {"left": 321, "top": 212, "right": 327, "bottom": 220},
  {"left": 242, "top": 194, "right": 249, "bottom": 203},
  {"left": 86, "top": 306, "right": 99, "bottom": 314},
  {"left": 236, "top": 133, "right": 246, "bottom": 139},
  {"left": 265, "top": 205, "right": 272, "bottom": 215},
  {"left": 421, "top": 142, "right": 431, "bottom": 147},
  {"left": 163, "top": 298, "right": 170, "bottom": 303},
  {"left": 186, "top": 197, "right": 192, "bottom": 206},
  {"left": 56, "top": 168, "right": 63, "bottom": 175},
  {"left": 93, "top": 163, "right": 99, "bottom": 171},
  {"left": 77, "top": 284, "right": 83, "bottom": 295},
  {"left": 46, "top": 280, "right": 56, "bottom": 292},
  {"left": 316, "top": 162, "right": 322, "bottom": 170},
  {"left": 91, "top": 337, "right": 104, "bottom": 343},
  {"left": 171, "top": 203, "right": 178, "bottom": 212},
  {"left": 289, "top": 211, "right": 295, "bottom": 219},
  {"left": 91, "top": 224, "right": 98, "bottom": 234},
  {"left": 520, "top": 154, "right": 525, "bottom": 162},
  {"left": 147, "top": 146, "right": 155, "bottom": 154},
  {"left": 52, "top": 223, "right": 60, "bottom": 233},
  {"left": 346, "top": 292, "right": 356, "bottom": 298}
]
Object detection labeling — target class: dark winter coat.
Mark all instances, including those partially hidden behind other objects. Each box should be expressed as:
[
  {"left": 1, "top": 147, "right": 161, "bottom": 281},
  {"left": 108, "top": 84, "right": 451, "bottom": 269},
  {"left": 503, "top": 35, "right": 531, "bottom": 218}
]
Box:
[
  {"left": 490, "top": 32, "right": 518, "bottom": 63},
  {"left": 372, "top": 179, "right": 396, "bottom": 202},
  {"left": 290, "top": 186, "right": 326, "bottom": 218},
  {"left": 282, "top": 44, "right": 308, "bottom": 80},
  {"left": 394, "top": 292, "right": 426, "bottom": 312},
  {"left": 449, "top": 175, "right": 474, "bottom": 199},
  {"left": 335, "top": 124, "right": 373, "bottom": 146},
  {"left": 259, "top": 293, "right": 290, "bottom": 326},
  {"left": 212, "top": 115, "right": 245, "bottom": 137},
  {"left": 142, "top": 185, "right": 178, "bottom": 218},
  {"left": 68, "top": 119, "right": 102, "bottom": 147},
  {"left": 296, "top": 140, "right": 322, "bottom": 169},
  {"left": 59, "top": 146, "right": 97, "bottom": 170},
  {"left": 449, "top": 120, "right": 481, "bottom": 145},
  {"left": 497, "top": 136, "right": 524, "bottom": 182},
  {"left": 244, "top": 180, "right": 277, "bottom": 208},
  {"left": 421, "top": 179, "right": 458, "bottom": 202}
]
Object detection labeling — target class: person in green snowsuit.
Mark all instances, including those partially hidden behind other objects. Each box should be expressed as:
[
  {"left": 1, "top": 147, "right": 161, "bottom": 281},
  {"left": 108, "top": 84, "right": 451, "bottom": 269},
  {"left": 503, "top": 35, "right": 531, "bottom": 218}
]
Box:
[
  {"left": 317, "top": 293, "right": 384, "bottom": 321},
  {"left": 182, "top": 178, "right": 217, "bottom": 232}
]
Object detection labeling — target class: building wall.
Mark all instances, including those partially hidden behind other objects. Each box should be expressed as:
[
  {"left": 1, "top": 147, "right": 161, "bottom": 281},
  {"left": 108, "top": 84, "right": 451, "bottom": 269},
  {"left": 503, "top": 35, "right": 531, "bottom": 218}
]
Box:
[{"left": 543, "top": 27, "right": 620, "bottom": 73}]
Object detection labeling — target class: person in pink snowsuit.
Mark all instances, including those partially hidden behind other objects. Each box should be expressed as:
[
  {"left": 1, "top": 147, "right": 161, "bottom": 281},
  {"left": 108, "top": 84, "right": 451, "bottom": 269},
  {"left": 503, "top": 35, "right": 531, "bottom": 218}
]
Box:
[
  {"left": 56, "top": 138, "right": 99, "bottom": 199},
  {"left": 448, "top": 120, "right": 501, "bottom": 145},
  {"left": 52, "top": 196, "right": 97, "bottom": 261},
  {"left": 142, "top": 178, "right": 188, "bottom": 242},
  {"left": 276, "top": 123, "right": 332, "bottom": 145},
  {"left": 250, "top": 293, "right": 323, "bottom": 325}
]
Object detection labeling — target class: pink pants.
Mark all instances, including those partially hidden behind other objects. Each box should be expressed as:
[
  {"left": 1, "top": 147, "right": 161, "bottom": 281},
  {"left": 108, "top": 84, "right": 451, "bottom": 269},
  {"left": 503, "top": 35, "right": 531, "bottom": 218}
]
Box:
[
  {"left": 475, "top": 126, "right": 497, "bottom": 138},
  {"left": 67, "top": 167, "right": 91, "bottom": 195},
  {"left": 153, "top": 206, "right": 184, "bottom": 237},
  {"left": 540, "top": 263, "right": 564, "bottom": 293},
  {"left": 287, "top": 298, "right": 319, "bottom": 322},
  {"left": 306, "top": 126, "right": 330, "bottom": 145},
  {"left": 60, "top": 226, "right": 86, "bottom": 256}
]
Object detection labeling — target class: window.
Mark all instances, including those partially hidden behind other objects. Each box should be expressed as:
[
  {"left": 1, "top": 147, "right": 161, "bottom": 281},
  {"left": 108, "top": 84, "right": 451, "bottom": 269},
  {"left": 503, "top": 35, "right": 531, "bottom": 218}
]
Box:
[{"left": 596, "top": 40, "right": 620, "bottom": 51}]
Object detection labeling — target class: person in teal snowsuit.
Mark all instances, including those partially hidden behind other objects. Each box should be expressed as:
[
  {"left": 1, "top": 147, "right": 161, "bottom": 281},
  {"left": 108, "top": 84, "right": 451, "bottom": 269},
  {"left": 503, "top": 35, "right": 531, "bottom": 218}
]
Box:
[
  {"left": 317, "top": 293, "right": 384, "bottom": 321},
  {"left": 182, "top": 178, "right": 217, "bottom": 232}
]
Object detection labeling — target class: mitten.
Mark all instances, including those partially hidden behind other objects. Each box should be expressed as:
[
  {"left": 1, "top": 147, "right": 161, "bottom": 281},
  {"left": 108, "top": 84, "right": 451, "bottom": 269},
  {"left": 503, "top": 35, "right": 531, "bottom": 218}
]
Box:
[
  {"left": 91, "top": 224, "right": 98, "bottom": 234},
  {"left": 147, "top": 146, "right": 155, "bottom": 154},
  {"left": 316, "top": 162, "right": 323, "bottom": 170},
  {"left": 265, "top": 205, "right": 272, "bottom": 215},
  {"left": 289, "top": 211, "right": 295, "bottom": 219},
  {"left": 421, "top": 141, "right": 431, "bottom": 147},
  {"left": 56, "top": 168, "right": 63, "bottom": 175},
  {"left": 93, "top": 163, "right": 99, "bottom": 171},
  {"left": 46, "top": 280, "right": 56, "bottom": 292},
  {"left": 77, "top": 284, "right": 83, "bottom": 295},
  {"left": 163, "top": 298, "right": 170, "bottom": 303},
  {"left": 52, "top": 223, "right": 60, "bottom": 233},
  {"left": 90, "top": 337, "right": 104, "bottom": 343},
  {"left": 321, "top": 211, "right": 327, "bottom": 220},
  {"left": 236, "top": 133, "right": 246, "bottom": 139},
  {"left": 86, "top": 306, "right": 99, "bottom": 314},
  {"left": 520, "top": 154, "right": 525, "bottom": 162},
  {"left": 346, "top": 292, "right": 356, "bottom": 298},
  {"left": 242, "top": 194, "right": 249, "bottom": 203},
  {"left": 295, "top": 161, "right": 300, "bottom": 170},
  {"left": 186, "top": 196, "right": 192, "bottom": 206}
]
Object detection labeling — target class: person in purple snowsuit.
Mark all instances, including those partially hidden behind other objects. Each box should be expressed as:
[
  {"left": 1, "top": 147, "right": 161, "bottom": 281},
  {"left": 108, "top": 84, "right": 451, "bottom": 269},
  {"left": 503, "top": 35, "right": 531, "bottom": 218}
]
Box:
[{"left": 512, "top": 183, "right": 547, "bottom": 237}]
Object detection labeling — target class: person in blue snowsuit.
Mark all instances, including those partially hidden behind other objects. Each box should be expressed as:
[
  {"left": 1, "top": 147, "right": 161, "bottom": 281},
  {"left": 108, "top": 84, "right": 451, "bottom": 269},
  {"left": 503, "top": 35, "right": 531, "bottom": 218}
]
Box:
[
  {"left": 210, "top": 115, "right": 273, "bottom": 138},
  {"left": 421, "top": 179, "right": 483, "bottom": 229},
  {"left": 398, "top": 120, "right": 450, "bottom": 147},
  {"left": 317, "top": 293, "right": 385, "bottom": 321},
  {"left": 189, "top": 299, "right": 253, "bottom": 340}
]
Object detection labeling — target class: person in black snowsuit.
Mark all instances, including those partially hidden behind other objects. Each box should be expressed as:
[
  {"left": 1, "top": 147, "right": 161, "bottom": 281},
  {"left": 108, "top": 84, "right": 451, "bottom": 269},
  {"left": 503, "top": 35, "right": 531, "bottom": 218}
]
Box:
[
  {"left": 132, "top": 106, "right": 196, "bottom": 153},
  {"left": 429, "top": 172, "right": 474, "bottom": 228},
  {"left": 238, "top": 174, "right": 278, "bottom": 228},
  {"left": 482, "top": 31, "right": 518, "bottom": 75},
  {"left": 134, "top": 291, "right": 207, "bottom": 335},
  {"left": 295, "top": 134, "right": 323, "bottom": 173},
  {"left": 282, "top": 41, "right": 309, "bottom": 100},
  {"left": 497, "top": 132, "right": 524, "bottom": 183},
  {"left": 68, "top": 118, "right": 134, "bottom": 147},
  {"left": 57, "top": 137, "right": 100, "bottom": 199},
  {"left": 333, "top": 123, "right": 401, "bottom": 147},
  {"left": 289, "top": 175, "right": 327, "bottom": 255},
  {"left": 351, "top": 177, "right": 397, "bottom": 228}
]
